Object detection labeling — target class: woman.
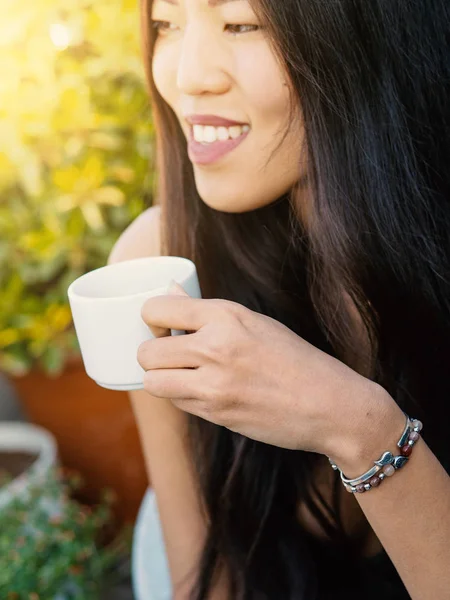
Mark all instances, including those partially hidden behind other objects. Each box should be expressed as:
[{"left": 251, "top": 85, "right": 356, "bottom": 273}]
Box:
[{"left": 109, "top": 0, "right": 450, "bottom": 598}]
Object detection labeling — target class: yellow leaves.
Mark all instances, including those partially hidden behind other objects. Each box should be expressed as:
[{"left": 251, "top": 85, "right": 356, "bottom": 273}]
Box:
[
  {"left": 1, "top": 303, "right": 72, "bottom": 350},
  {"left": 89, "top": 132, "right": 122, "bottom": 151},
  {"left": 47, "top": 305, "right": 74, "bottom": 334},
  {"left": 52, "top": 86, "right": 94, "bottom": 132},
  {"left": 0, "top": 0, "right": 154, "bottom": 375},
  {"left": 18, "top": 229, "right": 59, "bottom": 260},
  {"left": 121, "top": 0, "right": 138, "bottom": 13},
  {"left": 18, "top": 305, "right": 73, "bottom": 350},
  {"left": 19, "top": 155, "right": 43, "bottom": 197},
  {"left": 85, "top": 10, "right": 102, "bottom": 34},
  {"left": 109, "top": 165, "right": 135, "bottom": 183},
  {"left": 77, "top": 203, "right": 104, "bottom": 231},
  {"left": 0, "top": 329, "right": 21, "bottom": 349},
  {"left": 0, "top": 124, "right": 45, "bottom": 197},
  {"left": 0, "top": 152, "right": 17, "bottom": 191},
  {"left": 89, "top": 186, "right": 125, "bottom": 206},
  {"left": 53, "top": 156, "right": 125, "bottom": 229},
  {"left": 53, "top": 155, "right": 105, "bottom": 194}
]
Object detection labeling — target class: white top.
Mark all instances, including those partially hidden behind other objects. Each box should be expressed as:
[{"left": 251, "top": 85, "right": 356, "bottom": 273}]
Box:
[{"left": 132, "top": 488, "right": 173, "bottom": 600}]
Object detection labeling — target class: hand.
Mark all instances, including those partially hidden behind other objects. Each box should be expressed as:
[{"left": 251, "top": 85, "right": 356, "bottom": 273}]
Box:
[{"left": 137, "top": 283, "right": 390, "bottom": 458}]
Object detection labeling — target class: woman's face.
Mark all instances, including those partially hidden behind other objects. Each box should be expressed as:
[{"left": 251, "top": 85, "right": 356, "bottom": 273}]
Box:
[{"left": 150, "top": 0, "right": 305, "bottom": 213}]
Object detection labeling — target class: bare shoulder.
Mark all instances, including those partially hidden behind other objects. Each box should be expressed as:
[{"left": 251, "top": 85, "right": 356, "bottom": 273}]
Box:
[{"left": 107, "top": 205, "right": 161, "bottom": 264}]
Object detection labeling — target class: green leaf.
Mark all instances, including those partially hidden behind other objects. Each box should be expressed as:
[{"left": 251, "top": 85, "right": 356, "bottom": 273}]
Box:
[{"left": 41, "top": 345, "right": 65, "bottom": 375}]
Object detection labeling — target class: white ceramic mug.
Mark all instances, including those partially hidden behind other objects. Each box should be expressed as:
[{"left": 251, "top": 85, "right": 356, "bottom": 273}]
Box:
[{"left": 67, "top": 256, "right": 202, "bottom": 391}]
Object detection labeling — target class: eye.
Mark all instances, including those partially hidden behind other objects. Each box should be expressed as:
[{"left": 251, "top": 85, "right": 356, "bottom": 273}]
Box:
[
  {"left": 225, "top": 24, "right": 260, "bottom": 35},
  {"left": 151, "top": 20, "right": 178, "bottom": 35}
]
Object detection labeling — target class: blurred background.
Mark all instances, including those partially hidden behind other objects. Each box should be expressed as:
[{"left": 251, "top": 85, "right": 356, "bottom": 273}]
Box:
[{"left": 0, "top": 0, "right": 155, "bottom": 597}]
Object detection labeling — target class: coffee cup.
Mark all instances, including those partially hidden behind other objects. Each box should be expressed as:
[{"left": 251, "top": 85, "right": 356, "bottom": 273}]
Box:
[{"left": 67, "top": 256, "right": 201, "bottom": 391}]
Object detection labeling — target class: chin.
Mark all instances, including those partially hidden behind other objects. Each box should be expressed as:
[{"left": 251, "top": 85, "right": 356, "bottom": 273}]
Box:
[
  {"left": 193, "top": 167, "right": 298, "bottom": 214},
  {"left": 198, "top": 191, "right": 265, "bottom": 214},
  {"left": 195, "top": 179, "right": 276, "bottom": 214}
]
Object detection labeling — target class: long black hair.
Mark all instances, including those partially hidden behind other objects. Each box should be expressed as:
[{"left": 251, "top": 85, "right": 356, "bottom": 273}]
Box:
[{"left": 140, "top": 0, "right": 450, "bottom": 597}]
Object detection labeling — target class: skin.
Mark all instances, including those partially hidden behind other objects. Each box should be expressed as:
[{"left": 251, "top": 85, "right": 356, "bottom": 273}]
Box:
[{"left": 151, "top": 0, "right": 305, "bottom": 213}]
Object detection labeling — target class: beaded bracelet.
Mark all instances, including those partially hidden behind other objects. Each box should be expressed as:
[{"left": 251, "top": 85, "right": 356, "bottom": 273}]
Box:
[{"left": 328, "top": 414, "right": 423, "bottom": 493}]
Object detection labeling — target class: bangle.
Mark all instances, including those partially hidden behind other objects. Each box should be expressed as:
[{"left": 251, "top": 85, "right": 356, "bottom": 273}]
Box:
[{"left": 328, "top": 414, "right": 423, "bottom": 493}]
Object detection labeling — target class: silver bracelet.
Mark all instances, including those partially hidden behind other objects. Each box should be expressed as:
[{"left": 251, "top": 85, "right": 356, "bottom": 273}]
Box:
[{"left": 328, "top": 413, "right": 423, "bottom": 493}]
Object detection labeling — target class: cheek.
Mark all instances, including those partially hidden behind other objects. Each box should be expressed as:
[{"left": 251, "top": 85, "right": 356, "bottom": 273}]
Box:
[
  {"left": 234, "top": 44, "right": 289, "bottom": 123},
  {"left": 152, "top": 44, "right": 179, "bottom": 105}
]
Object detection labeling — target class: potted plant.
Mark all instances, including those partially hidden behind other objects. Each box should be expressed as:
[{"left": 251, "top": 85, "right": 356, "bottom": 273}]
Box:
[
  {"left": 0, "top": 0, "right": 153, "bottom": 522},
  {"left": 0, "top": 422, "right": 58, "bottom": 511},
  {"left": 0, "top": 461, "right": 131, "bottom": 599}
]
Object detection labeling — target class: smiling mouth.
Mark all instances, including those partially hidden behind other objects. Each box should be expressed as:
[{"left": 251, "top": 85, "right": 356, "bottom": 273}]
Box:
[
  {"left": 191, "top": 123, "right": 250, "bottom": 144},
  {"left": 187, "top": 124, "right": 251, "bottom": 165}
]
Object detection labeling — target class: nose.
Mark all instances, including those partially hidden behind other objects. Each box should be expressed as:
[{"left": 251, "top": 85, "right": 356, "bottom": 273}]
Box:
[{"left": 176, "top": 24, "right": 231, "bottom": 96}]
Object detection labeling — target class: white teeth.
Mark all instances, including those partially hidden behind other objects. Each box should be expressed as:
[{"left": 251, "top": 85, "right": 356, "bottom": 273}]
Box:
[
  {"left": 192, "top": 124, "right": 250, "bottom": 143},
  {"left": 193, "top": 124, "right": 205, "bottom": 143},
  {"left": 228, "top": 126, "right": 242, "bottom": 139},
  {"left": 203, "top": 126, "right": 217, "bottom": 143},
  {"left": 217, "top": 127, "right": 229, "bottom": 141}
]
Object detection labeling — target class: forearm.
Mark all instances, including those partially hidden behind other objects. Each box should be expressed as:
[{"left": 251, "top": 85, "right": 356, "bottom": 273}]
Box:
[
  {"left": 130, "top": 390, "right": 230, "bottom": 599},
  {"left": 332, "top": 386, "right": 450, "bottom": 600}
]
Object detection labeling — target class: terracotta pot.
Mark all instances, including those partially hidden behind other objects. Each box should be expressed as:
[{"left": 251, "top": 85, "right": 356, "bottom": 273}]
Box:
[{"left": 11, "top": 357, "right": 148, "bottom": 525}]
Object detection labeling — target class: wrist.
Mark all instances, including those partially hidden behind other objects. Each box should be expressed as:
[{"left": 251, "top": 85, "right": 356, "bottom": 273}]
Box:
[{"left": 327, "top": 381, "right": 406, "bottom": 478}]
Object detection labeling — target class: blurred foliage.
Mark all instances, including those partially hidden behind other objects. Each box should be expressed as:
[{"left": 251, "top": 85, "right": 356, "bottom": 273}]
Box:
[
  {"left": 0, "top": 466, "right": 131, "bottom": 599},
  {"left": 0, "top": 0, "right": 154, "bottom": 376}
]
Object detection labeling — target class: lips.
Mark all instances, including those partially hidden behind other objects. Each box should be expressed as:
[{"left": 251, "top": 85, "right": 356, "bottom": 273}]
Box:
[
  {"left": 188, "top": 134, "right": 249, "bottom": 165},
  {"left": 184, "top": 114, "right": 251, "bottom": 165},
  {"left": 185, "top": 114, "right": 249, "bottom": 127},
  {"left": 184, "top": 114, "right": 250, "bottom": 165}
]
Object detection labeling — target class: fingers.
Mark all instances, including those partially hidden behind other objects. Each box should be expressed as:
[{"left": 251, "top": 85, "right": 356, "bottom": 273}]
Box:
[
  {"left": 137, "top": 333, "right": 201, "bottom": 370},
  {"left": 144, "top": 280, "right": 188, "bottom": 338},
  {"left": 143, "top": 367, "right": 202, "bottom": 400},
  {"left": 146, "top": 323, "right": 171, "bottom": 339},
  {"left": 141, "top": 295, "right": 218, "bottom": 333}
]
